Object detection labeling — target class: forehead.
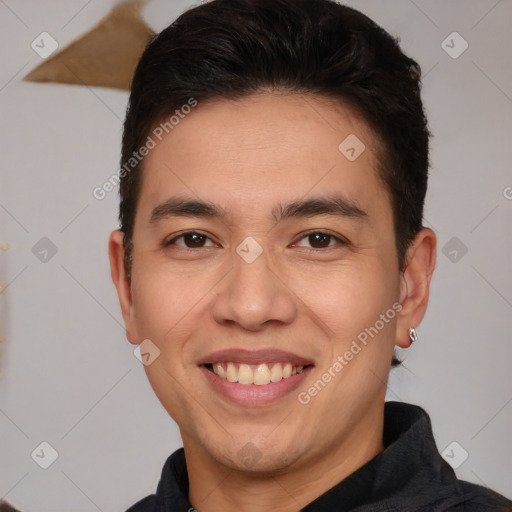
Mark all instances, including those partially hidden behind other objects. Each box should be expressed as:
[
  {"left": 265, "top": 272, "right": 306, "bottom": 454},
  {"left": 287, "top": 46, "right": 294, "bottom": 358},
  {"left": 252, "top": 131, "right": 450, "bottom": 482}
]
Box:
[{"left": 136, "top": 92, "right": 391, "bottom": 222}]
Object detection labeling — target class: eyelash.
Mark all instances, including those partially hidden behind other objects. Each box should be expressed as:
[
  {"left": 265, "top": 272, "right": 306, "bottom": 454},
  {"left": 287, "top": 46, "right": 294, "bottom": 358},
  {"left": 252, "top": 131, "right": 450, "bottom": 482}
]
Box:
[
  {"left": 292, "top": 230, "right": 348, "bottom": 249},
  {"left": 163, "top": 231, "right": 218, "bottom": 249},
  {"left": 163, "top": 230, "right": 348, "bottom": 250}
]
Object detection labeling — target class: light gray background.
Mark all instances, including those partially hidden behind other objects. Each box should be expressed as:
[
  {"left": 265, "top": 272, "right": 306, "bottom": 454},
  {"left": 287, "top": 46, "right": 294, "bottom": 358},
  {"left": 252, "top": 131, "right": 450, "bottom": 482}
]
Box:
[{"left": 1, "top": 0, "right": 511, "bottom": 510}]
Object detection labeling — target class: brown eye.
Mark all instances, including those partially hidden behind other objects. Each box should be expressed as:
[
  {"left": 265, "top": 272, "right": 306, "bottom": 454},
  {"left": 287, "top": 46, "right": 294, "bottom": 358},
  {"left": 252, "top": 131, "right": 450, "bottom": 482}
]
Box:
[
  {"left": 167, "top": 232, "right": 216, "bottom": 248},
  {"left": 184, "top": 233, "right": 207, "bottom": 247},
  {"left": 308, "top": 233, "right": 332, "bottom": 248},
  {"left": 294, "top": 231, "right": 341, "bottom": 249}
]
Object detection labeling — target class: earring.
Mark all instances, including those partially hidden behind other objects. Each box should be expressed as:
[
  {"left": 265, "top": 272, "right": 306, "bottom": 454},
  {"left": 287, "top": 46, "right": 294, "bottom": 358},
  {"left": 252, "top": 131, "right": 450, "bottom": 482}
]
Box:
[{"left": 409, "top": 327, "right": 418, "bottom": 343}]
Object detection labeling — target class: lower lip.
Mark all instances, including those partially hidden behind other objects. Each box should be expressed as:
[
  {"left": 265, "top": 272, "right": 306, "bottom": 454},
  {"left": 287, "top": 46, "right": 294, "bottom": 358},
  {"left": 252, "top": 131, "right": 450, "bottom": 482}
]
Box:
[{"left": 200, "top": 365, "right": 313, "bottom": 406}]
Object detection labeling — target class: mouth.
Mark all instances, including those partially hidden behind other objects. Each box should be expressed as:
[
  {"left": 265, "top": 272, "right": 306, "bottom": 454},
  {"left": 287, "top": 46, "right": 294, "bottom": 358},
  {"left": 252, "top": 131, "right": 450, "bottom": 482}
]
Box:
[
  {"left": 198, "top": 349, "right": 315, "bottom": 405},
  {"left": 204, "top": 361, "right": 310, "bottom": 385}
]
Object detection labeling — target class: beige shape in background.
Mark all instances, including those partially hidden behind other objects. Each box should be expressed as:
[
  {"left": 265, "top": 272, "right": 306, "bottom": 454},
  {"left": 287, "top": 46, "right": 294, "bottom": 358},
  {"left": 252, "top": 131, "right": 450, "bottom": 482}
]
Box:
[{"left": 24, "top": 1, "right": 155, "bottom": 90}]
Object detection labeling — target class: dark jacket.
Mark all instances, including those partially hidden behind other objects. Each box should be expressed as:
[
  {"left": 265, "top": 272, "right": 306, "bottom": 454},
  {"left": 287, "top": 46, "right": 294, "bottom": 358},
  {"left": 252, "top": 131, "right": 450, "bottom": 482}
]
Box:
[{"left": 127, "top": 402, "right": 512, "bottom": 511}]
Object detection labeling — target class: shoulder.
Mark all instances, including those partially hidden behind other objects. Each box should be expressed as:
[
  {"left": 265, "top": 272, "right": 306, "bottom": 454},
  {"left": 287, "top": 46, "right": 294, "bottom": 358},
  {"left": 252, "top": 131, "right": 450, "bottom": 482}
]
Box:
[
  {"left": 444, "top": 479, "right": 512, "bottom": 511},
  {"left": 123, "top": 448, "right": 189, "bottom": 512},
  {"left": 124, "top": 495, "right": 156, "bottom": 512}
]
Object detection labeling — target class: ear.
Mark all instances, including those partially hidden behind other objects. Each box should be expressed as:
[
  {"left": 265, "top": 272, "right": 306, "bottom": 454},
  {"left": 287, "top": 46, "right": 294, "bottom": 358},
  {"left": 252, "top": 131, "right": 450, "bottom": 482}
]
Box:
[
  {"left": 396, "top": 228, "right": 437, "bottom": 348},
  {"left": 109, "top": 230, "right": 139, "bottom": 345}
]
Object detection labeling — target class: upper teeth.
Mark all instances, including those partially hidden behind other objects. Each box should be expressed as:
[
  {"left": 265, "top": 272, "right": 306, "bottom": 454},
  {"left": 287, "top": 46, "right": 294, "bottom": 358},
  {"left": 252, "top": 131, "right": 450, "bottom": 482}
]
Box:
[{"left": 212, "top": 362, "right": 304, "bottom": 385}]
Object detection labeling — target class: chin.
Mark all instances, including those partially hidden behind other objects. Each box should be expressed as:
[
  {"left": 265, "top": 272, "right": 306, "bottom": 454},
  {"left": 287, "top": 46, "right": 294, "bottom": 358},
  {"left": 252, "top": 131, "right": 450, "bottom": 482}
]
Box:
[{"left": 208, "top": 436, "right": 303, "bottom": 474}]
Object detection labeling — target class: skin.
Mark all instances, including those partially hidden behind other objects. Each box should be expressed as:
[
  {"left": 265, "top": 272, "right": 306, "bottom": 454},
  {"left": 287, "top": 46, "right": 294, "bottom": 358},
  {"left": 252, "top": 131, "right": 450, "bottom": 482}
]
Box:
[{"left": 110, "top": 92, "right": 436, "bottom": 511}]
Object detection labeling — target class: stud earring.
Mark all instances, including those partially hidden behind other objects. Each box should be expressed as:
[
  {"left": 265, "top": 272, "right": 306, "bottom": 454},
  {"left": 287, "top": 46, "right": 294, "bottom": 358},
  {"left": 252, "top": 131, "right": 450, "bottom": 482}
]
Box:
[{"left": 409, "top": 327, "right": 418, "bottom": 343}]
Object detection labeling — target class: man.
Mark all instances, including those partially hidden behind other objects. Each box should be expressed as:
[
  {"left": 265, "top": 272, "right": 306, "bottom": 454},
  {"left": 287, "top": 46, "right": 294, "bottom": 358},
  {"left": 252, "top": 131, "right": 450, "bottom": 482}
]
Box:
[{"left": 109, "top": 0, "right": 512, "bottom": 510}]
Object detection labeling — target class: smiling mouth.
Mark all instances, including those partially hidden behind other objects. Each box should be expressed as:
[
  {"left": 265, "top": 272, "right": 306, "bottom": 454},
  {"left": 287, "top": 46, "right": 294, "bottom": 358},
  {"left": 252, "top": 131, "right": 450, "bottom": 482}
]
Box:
[{"left": 204, "top": 362, "right": 313, "bottom": 386}]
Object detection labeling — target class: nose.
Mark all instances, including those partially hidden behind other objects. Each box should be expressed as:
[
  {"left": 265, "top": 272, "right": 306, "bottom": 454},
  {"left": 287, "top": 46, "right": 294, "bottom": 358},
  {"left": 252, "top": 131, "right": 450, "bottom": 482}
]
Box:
[{"left": 211, "top": 248, "right": 298, "bottom": 332}]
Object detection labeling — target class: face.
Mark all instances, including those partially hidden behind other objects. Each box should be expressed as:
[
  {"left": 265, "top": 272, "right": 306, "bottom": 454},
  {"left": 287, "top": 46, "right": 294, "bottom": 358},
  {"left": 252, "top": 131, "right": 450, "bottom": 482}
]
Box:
[{"left": 111, "top": 93, "right": 428, "bottom": 473}]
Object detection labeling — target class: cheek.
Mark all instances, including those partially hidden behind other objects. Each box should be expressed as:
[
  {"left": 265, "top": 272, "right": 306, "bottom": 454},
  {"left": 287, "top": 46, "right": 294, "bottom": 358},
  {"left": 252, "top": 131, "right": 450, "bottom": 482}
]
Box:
[
  {"left": 130, "top": 262, "right": 212, "bottom": 346},
  {"left": 287, "top": 261, "right": 397, "bottom": 341},
  {"left": 129, "top": 265, "right": 215, "bottom": 421}
]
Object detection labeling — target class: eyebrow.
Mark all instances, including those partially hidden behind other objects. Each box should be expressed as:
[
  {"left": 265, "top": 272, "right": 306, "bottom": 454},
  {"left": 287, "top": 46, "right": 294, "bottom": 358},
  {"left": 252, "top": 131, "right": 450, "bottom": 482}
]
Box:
[
  {"left": 150, "top": 198, "right": 225, "bottom": 224},
  {"left": 272, "top": 197, "right": 367, "bottom": 222},
  {"left": 149, "top": 196, "right": 367, "bottom": 225}
]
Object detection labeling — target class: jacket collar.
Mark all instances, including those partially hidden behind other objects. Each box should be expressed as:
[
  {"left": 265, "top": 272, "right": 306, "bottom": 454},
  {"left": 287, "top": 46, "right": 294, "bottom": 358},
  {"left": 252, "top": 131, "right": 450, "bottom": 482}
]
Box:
[{"left": 153, "top": 402, "right": 462, "bottom": 511}]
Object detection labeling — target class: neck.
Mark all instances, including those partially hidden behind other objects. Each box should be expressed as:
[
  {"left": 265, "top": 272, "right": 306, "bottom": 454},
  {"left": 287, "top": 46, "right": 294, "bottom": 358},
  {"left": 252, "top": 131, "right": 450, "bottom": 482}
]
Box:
[{"left": 185, "top": 404, "right": 385, "bottom": 512}]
